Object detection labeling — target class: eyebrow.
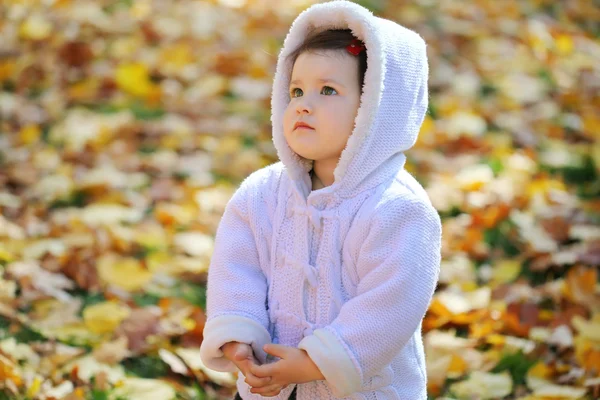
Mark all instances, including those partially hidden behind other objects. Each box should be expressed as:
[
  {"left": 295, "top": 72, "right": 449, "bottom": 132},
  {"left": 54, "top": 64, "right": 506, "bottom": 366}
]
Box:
[{"left": 289, "top": 78, "right": 345, "bottom": 88}]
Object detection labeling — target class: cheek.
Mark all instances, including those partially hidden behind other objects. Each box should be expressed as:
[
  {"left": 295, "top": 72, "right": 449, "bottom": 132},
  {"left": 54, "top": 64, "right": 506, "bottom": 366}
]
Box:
[
  {"left": 329, "top": 103, "right": 357, "bottom": 131},
  {"left": 283, "top": 105, "right": 295, "bottom": 130}
]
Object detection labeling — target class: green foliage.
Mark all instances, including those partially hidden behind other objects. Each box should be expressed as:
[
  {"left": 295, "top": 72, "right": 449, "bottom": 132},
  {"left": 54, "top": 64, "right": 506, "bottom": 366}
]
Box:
[
  {"left": 122, "top": 355, "right": 170, "bottom": 379},
  {"left": 74, "top": 290, "right": 107, "bottom": 317},
  {"left": 490, "top": 350, "right": 537, "bottom": 386},
  {"left": 130, "top": 102, "right": 165, "bottom": 121},
  {"left": 48, "top": 190, "right": 89, "bottom": 209},
  {"left": 0, "top": 316, "right": 46, "bottom": 343},
  {"left": 483, "top": 219, "right": 521, "bottom": 257},
  {"left": 132, "top": 292, "right": 161, "bottom": 307},
  {"left": 171, "top": 282, "right": 207, "bottom": 309}
]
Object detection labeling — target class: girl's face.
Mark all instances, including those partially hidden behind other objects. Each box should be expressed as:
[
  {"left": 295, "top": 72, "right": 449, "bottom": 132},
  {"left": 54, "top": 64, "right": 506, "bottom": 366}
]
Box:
[{"left": 283, "top": 50, "right": 361, "bottom": 165}]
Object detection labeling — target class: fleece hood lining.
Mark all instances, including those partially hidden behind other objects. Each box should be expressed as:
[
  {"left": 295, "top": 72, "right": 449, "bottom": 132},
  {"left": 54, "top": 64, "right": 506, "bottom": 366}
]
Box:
[
  {"left": 270, "top": 0, "right": 429, "bottom": 201},
  {"left": 271, "top": 3, "right": 383, "bottom": 186}
]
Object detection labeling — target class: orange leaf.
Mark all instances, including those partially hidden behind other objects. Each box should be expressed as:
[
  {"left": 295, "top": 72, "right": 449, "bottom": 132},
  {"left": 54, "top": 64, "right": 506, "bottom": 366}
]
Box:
[
  {"left": 447, "top": 354, "right": 468, "bottom": 378},
  {"left": 563, "top": 265, "right": 597, "bottom": 304},
  {"left": 583, "top": 349, "right": 600, "bottom": 376},
  {"left": 428, "top": 298, "right": 453, "bottom": 317}
]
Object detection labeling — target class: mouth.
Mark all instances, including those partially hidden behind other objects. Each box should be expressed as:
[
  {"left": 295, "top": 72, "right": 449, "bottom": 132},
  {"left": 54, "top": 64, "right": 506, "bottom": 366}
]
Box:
[{"left": 294, "top": 122, "right": 314, "bottom": 130}]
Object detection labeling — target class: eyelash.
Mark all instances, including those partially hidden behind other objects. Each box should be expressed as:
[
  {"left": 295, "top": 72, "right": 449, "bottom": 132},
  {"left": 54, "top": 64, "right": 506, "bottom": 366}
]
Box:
[{"left": 290, "top": 86, "right": 338, "bottom": 98}]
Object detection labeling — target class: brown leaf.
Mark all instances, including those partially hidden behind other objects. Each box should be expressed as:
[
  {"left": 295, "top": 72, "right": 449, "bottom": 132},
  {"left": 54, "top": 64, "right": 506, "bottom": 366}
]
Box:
[
  {"left": 504, "top": 301, "right": 541, "bottom": 336},
  {"left": 540, "top": 216, "right": 571, "bottom": 243},
  {"left": 115, "top": 307, "right": 162, "bottom": 354},
  {"left": 551, "top": 303, "right": 590, "bottom": 330},
  {"left": 58, "top": 41, "right": 93, "bottom": 68},
  {"left": 178, "top": 307, "right": 206, "bottom": 348},
  {"left": 92, "top": 335, "right": 131, "bottom": 364},
  {"left": 213, "top": 52, "right": 249, "bottom": 77},
  {"left": 61, "top": 249, "right": 101, "bottom": 292}
]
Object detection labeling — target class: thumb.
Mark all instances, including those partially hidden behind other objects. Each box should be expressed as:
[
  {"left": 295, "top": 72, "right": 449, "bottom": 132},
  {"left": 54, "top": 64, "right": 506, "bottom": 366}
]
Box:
[
  {"left": 233, "top": 344, "right": 252, "bottom": 361},
  {"left": 263, "top": 343, "right": 287, "bottom": 358}
]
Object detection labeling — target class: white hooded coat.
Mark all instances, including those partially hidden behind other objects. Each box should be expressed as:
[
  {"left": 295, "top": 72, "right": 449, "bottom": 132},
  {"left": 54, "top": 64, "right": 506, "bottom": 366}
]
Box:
[{"left": 199, "top": 1, "right": 442, "bottom": 399}]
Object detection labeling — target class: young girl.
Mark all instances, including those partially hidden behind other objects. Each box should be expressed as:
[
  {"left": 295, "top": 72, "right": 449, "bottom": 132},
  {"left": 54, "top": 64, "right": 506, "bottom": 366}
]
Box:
[{"left": 199, "top": 1, "right": 441, "bottom": 399}]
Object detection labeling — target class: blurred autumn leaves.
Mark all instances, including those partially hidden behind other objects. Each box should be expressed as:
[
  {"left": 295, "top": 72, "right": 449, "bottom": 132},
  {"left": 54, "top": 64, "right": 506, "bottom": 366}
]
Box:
[{"left": 0, "top": 0, "right": 598, "bottom": 399}]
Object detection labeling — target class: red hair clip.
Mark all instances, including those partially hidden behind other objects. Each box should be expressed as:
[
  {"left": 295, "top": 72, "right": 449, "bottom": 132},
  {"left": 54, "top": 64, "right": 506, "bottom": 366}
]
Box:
[{"left": 346, "top": 39, "right": 366, "bottom": 56}]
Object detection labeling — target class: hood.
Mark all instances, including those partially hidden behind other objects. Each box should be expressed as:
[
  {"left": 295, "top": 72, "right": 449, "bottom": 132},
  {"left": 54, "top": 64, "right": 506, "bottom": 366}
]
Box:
[{"left": 271, "top": 0, "right": 429, "bottom": 202}]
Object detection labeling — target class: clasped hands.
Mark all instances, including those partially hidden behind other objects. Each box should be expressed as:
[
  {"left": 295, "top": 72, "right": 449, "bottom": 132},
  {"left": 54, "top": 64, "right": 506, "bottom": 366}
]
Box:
[{"left": 221, "top": 341, "right": 325, "bottom": 397}]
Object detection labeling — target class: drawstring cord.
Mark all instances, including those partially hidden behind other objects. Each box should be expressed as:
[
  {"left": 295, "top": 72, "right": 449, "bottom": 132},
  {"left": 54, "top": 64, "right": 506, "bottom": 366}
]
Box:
[
  {"left": 278, "top": 251, "right": 319, "bottom": 288},
  {"left": 271, "top": 299, "right": 319, "bottom": 337},
  {"left": 291, "top": 205, "right": 338, "bottom": 231}
]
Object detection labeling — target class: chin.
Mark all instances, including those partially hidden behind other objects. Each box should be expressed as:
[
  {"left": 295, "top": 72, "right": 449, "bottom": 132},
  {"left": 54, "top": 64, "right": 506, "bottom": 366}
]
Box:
[
  {"left": 293, "top": 150, "right": 315, "bottom": 160},
  {"left": 285, "top": 139, "right": 311, "bottom": 158}
]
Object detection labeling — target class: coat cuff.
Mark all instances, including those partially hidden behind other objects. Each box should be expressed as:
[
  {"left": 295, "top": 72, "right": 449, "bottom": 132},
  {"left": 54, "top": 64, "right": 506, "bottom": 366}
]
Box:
[
  {"left": 297, "top": 328, "right": 362, "bottom": 397},
  {"left": 199, "top": 315, "right": 271, "bottom": 372}
]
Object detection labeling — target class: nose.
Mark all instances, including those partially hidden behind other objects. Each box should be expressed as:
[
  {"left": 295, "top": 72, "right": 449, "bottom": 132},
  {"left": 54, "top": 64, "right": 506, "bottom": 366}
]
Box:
[{"left": 296, "top": 97, "right": 312, "bottom": 115}]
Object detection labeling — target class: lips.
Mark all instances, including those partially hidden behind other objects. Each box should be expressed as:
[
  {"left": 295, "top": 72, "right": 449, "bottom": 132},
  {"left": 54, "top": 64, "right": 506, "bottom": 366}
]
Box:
[{"left": 294, "top": 121, "right": 314, "bottom": 130}]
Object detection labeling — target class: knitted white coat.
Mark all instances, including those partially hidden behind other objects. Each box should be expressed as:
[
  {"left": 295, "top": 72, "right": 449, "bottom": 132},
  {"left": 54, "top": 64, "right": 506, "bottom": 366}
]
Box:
[{"left": 199, "top": 1, "right": 441, "bottom": 399}]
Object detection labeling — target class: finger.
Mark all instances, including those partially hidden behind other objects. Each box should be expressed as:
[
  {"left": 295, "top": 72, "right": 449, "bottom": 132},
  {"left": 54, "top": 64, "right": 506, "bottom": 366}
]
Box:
[
  {"left": 263, "top": 343, "right": 287, "bottom": 358},
  {"left": 262, "top": 391, "right": 281, "bottom": 398},
  {"left": 244, "top": 371, "right": 272, "bottom": 388},
  {"left": 233, "top": 345, "right": 252, "bottom": 361},
  {"left": 249, "top": 362, "right": 273, "bottom": 378},
  {"left": 249, "top": 381, "right": 282, "bottom": 394},
  {"left": 250, "top": 383, "right": 284, "bottom": 396}
]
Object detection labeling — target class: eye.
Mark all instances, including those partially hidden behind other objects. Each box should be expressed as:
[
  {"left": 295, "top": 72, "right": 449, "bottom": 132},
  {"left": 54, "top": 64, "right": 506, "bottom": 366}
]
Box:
[
  {"left": 321, "top": 86, "right": 337, "bottom": 95},
  {"left": 290, "top": 88, "right": 302, "bottom": 97}
]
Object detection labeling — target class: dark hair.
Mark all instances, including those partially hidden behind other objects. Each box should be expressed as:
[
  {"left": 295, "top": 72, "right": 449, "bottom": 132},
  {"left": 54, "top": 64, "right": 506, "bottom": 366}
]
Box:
[{"left": 287, "top": 29, "right": 368, "bottom": 93}]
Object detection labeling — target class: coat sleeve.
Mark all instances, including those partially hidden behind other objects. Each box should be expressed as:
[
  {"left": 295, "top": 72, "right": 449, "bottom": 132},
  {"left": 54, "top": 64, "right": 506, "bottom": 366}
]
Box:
[
  {"left": 199, "top": 177, "right": 271, "bottom": 372},
  {"left": 298, "top": 198, "right": 442, "bottom": 397}
]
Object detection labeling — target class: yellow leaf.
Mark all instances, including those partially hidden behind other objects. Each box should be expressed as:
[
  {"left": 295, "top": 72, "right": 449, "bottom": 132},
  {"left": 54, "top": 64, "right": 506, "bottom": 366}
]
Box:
[
  {"left": 0, "top": 246, "right": 14, "bottom": 263},
  {"left": 115, "top": 63, "right": 155, "bottom": 97},
  {"left": 572, "top": 314, "right": 600, "bottom": 341},
  {"left": 130, "top": 1, "right": 152, "bottom": 18},
  {"left": 486, "top": 334, "right": 506, "bottom": 346},
  {"left": 19, "top": 124, "right": 41, "bottom": 146},
  {"left": 449, "top": 371, "right": 512, "bottom": 399},
  {"left": 97, "top": 255, "right": 154, "bottom": 292},
  {"left": 460, "top": 281, "right": 478, "bottom": 292},
  {"left": 111, "top": 377, "right": 176, "bottom": 400},
  {"left": 416, "top": 115, "right": 435, "bottom": 147},
  {"left": 490, "top": 259, "right": 522, "bottom": 287},
  {"left": 19, "top": 15, "right": 52, "bottom": 40},
  {"left": 134, "top": 224, "right": 168, "bottom": 250},
  {"left": 154, "top": 203, "right": 197, "bottom": 226},
  {"left": 555, "top": 34, "right": 574, "bottom": 55},
  {"left": 41, "top": 322, "right": 104, "bottom": 346},
  {"left": 146, "top": 251, "right": 171, "bottom": 273},
  {"left": 528, "top": 361, "right": 552, "bottom": 380},
  {"left": 159, "top": 43, "right": 194, "bottom": 72},
  {"left": 447, "top": 354, "right": 468, "bottom": 378},
  {"left": 26, "top": 376, "right": 43, "bottom": 398},
  {"left": 527, "top": 178, "right": 567, "bottom": 198},
  {"left": 83, "top": 301, "right": 131, "bottom": 334}
]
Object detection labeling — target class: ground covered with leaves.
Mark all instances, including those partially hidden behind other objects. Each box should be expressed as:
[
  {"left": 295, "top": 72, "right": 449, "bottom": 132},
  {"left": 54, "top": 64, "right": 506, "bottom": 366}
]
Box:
[{"left": 0, "top": 0, "right": 598, "bottom": 399}]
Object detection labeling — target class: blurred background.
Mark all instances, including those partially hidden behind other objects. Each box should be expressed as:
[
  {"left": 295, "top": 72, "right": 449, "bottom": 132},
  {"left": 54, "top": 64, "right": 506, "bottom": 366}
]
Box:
[{"left": 0, "top": 0, "right": 598, "bottom": 399}]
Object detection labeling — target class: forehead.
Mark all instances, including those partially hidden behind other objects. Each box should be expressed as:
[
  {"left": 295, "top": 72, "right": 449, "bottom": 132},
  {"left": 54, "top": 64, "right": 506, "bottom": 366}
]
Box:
[{"left": 290, "top": 50, "right": 357, "bottom": 81}]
